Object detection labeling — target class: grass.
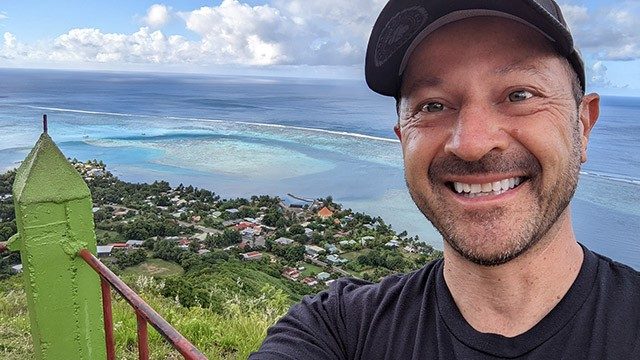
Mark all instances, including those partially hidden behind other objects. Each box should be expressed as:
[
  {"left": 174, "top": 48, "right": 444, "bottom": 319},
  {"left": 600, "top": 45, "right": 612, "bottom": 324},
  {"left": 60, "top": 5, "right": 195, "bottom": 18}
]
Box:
[
  {"left": 299, "top": 262, "right": 323, "bottom": 277},
  {"left": 340, "top": 248, "right": 371, "bottom": 261},
  {"left": 0, "top": 273, "right": 291, "bottom": 359},
  {"left": 121, "top": 258, "right": 184, "bottom": 278},
  {"left": 0, "top": 276, "right": 32, "bottom": 360}
]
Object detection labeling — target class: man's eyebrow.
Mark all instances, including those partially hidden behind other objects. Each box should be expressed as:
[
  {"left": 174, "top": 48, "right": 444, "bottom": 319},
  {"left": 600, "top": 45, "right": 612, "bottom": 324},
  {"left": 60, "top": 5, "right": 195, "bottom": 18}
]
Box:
[
  {"left": 403, "top": 76, "right": 442, "bottom": 95},
  {"left": 495, "top": 61, "right": 551, "bottom": 80}
]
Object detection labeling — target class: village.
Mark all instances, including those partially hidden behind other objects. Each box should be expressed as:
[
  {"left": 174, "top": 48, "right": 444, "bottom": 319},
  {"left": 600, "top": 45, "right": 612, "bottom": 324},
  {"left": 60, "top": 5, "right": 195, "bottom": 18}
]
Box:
[{"left": 1, "top": 160, "right": 443, "bottom": 289}]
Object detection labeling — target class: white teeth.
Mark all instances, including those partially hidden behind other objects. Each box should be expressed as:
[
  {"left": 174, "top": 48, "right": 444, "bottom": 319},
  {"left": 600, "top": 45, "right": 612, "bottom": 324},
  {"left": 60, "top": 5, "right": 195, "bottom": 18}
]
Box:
[
  {"left": 452, "top": 177, "right": 524, "bottom": 197},
  {"left": 492, "top": 181, "right": 501, "bottom": 192}
]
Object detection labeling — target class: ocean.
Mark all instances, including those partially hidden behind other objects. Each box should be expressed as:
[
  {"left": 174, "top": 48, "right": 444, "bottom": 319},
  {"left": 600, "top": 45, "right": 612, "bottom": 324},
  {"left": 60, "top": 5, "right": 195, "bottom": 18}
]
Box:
[{"left": 0, "top": 68, "right": 638, "bottom": 269}]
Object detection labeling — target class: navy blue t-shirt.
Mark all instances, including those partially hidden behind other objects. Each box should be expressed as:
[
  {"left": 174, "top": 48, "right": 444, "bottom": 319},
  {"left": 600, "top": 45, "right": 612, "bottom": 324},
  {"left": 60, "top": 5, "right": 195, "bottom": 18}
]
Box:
[{"left": 250, "top": 247, "right": 640, "bottom": 359}]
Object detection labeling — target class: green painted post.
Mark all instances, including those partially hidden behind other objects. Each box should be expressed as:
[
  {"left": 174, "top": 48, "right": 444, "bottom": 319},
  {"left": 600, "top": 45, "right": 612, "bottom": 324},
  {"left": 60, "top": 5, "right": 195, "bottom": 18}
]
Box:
[{"left": 7, "top": 126, "right": 106, "bottom": 359}]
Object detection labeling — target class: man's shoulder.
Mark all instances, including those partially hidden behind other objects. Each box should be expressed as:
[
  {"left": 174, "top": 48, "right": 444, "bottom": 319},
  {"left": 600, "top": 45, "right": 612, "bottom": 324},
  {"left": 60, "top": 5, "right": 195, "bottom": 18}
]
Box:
[
  {"left": 591, "top": 250, "right": 640, "bottom": 292},
  {"left": 327, "top": 258, "right": 442, "bottom": 303},
  {"left": 592, "top": 250, "right": 640, "bottom": 281}
]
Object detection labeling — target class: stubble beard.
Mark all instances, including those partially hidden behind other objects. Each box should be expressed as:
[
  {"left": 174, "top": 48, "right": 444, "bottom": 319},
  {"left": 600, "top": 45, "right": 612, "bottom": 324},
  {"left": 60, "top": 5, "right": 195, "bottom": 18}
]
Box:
[{"left": 407, "top": 121, "right": 583, "bottom": 266}]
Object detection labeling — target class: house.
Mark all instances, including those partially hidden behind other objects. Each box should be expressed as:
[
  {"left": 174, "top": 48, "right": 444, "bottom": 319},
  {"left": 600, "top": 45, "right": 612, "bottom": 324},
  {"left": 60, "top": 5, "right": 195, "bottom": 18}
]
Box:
[
  {"left": 222, "top": 220, "right": 237, "bottom": 227},
  {"left": 325, "top": 244, "right": 339, "bottom": 254},
  {"left": 241, "top": 251, "right": 263, "bottom": 261},
  {"left": 225, "top": 208, "right": 240, "bottom": 214},
  {"left": 240, "top": 228, "right": 255, "bottom": 237},
  {"left": 211, "top": 211, "right": 222, "bottom": 218},
  {"left": 385, "top": 240, "right": 400, "bottom": 248},
  {"left": 275, "top": 237, "right": 294, "bottom": 246},
  {"left": 97, "top": 245, "right": 114, "bottom": 257},
  {"left": 192, "top": 233, "right": 210, "bottom": 242},
  {"left": 110, "top": 243, "right": 128, "bottom": 249},
  {"left": 316, "top": 272, "right": 331, "bottom": 281},
  {"left": 404, "top": 245, "right": 417, "bottom": 253},
  {"left": 282, "top": 267, "right": 301, "bottom": 280},
  {"left": 126, "top": 240, "right": 145, "bottom": 248},
  {"left": 305, "top": 245, "right": 326, "bottom": 256},
  {"left": 235, "top": 222, "right": 253, "bottom": 231},
  {"left": 112, "top": 209, "right": 129, "bottom": 217},
  {"left": 326, "top": 254, "right": 348, "bottom": 266},
  {"left": 339, "top": 240, "right": 357, "bottom": 247},
  {"left": 253, "top": 236, "right": 266, "bottom": 248},
  {"left": 11, "top": 264, "right": 23, "bottom": 274},
  {"left": 317, "top": 207, "right": 334, "bottom": 219},
  {"left": 301, "top": 277, "right": 318, "bottom": 286}
]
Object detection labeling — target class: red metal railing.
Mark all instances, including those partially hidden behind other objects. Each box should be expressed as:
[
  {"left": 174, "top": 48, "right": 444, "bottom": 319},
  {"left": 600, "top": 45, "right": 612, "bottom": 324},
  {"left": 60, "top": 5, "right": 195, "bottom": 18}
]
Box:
[
  {"left": 78, "top": 249, "right": 207, "bottom": 360},
  {"left": 0, "top": 242, "right": 6, "bottom": 253}
]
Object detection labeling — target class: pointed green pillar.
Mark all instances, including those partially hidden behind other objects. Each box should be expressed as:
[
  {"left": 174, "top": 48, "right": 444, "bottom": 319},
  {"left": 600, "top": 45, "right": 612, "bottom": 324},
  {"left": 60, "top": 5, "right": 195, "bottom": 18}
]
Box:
[{"left": 8, "top": 130, "right": 106, "bottom": 359}]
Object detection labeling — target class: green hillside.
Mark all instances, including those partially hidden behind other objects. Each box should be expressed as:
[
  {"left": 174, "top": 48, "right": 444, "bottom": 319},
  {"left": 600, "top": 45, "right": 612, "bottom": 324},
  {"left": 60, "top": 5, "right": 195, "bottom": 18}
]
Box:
[{"left": 0, "top": 272, "right": 291, "bottom": 359}]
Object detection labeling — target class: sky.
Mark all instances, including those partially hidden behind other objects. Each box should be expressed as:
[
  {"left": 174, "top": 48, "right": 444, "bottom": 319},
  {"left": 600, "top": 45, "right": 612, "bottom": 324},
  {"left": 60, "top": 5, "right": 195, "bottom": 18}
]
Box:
[{"left": 1, "top": 0, "right": 639, "bottom": 95}]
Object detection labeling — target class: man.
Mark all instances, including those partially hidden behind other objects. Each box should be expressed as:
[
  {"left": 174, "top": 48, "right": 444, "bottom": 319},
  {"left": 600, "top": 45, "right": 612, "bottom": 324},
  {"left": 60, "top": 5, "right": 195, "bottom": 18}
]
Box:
[{"left": 250, "top": 1, "right": 640, "bottom": 359}]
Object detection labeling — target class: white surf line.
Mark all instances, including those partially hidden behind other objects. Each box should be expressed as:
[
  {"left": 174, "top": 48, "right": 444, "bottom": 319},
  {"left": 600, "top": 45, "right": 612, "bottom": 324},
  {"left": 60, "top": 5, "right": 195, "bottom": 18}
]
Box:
[
  {"left": 23, "top": 105, "right": 398, "bottom": 143},
  {"left": 580, "top": 171, "right": 640, "bottom": 185},
  {"left": 164, "top": 116, "right": 399, "bottom": 143},
  {"left": 24, "top": 105, "right": 151, "bottom": 118}
]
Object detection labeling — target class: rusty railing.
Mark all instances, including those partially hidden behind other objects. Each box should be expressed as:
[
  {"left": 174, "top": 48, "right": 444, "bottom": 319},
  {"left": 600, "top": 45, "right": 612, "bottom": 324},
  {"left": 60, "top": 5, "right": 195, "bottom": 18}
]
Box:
[{"left": 78, "top": 249, "right": 207, "bottom": 360}]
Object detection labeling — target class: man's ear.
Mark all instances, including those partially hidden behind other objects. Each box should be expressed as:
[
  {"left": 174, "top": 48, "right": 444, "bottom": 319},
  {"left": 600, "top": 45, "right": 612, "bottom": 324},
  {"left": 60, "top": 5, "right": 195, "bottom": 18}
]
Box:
[
  {"left": 578, "top": 93, "right": 600, "bottom": 163},
  {"left": 394, "top": 124, "right": 402, "bottom": 142}
]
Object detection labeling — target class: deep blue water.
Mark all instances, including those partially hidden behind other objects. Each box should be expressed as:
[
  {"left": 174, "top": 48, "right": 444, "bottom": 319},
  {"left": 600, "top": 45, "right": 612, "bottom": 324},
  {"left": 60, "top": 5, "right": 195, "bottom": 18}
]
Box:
[{"left": 0, "top": 68, "right": 638, "bottom": 269}]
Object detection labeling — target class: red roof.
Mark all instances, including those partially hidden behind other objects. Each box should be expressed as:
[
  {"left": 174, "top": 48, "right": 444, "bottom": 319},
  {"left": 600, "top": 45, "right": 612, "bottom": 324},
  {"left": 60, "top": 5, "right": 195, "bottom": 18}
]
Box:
[
  {"left": 235, "top": 222, "right": 253, "bottom": 230},
  {"left": 317, "top": 207, "right": 334, "bottom": 219}
]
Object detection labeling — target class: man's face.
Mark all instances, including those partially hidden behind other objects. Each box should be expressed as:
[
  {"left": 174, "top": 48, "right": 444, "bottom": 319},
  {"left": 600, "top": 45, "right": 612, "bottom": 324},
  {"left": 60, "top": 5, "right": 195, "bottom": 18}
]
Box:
[{"left": 396, "top": 17, "right": 596, "bottom": 266}]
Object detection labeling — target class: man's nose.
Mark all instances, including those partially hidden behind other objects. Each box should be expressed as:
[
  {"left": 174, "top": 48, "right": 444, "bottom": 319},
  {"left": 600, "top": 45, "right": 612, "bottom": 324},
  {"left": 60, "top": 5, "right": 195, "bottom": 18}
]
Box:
[{"left": 443, "top": 106, "right": 509, "bottom": 161}]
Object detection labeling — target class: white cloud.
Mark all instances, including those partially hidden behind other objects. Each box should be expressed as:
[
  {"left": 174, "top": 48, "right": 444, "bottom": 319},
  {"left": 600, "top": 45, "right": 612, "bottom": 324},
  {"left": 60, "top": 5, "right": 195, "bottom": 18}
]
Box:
[
  {"left": 3, "top": 32, "right": 16, "bottom": 48},
  {"left": 48, "top": 27, "right": 197, "bottom": 65},
  {"left": 177, "top": 0, "right": 387, "bottom": 66},
  {"left": 0, "top": 11, "right": 8, "bottom": 21},
  {"left": 143, "top": 4, "right": 171, "bottom": 28},
  {"left": 589, "top": 61, "right": 611, "bottom": 87},
  {"left": 14, "top": 0, "right": 636, "bottom": 79},
  {"left": 0, "top": 0, "right": 389, "bottom": 69},
  {"left": 180, "top": 0, "right": 290, "bottom": 65},
  {"left": 560, "top": 2, "right": 640, "bottom": 61}
]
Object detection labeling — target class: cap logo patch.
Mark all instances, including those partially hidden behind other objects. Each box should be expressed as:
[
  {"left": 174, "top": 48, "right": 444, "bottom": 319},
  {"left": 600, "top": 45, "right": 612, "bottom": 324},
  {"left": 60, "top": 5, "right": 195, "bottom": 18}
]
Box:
[{"left": 375, "top": 6, "right": 429, "bottom": 67}]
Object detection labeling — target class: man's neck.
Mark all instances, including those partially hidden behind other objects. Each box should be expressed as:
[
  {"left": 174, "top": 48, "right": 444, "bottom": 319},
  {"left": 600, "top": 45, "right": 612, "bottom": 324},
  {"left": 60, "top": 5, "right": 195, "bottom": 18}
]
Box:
[{"left": 442, "top": 211, "right": 584, "bottom": 337}]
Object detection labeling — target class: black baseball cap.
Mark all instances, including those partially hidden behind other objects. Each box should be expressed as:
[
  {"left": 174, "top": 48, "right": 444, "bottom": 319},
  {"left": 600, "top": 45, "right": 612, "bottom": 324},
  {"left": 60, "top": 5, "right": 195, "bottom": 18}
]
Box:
[{"left": 365, "top": 0, "right": 585, "bottom": 97}]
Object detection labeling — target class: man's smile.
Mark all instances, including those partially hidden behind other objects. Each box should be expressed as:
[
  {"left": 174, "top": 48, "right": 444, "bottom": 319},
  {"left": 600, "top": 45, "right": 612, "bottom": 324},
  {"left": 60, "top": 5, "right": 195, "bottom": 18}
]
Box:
[{"left": 446, "top": 177, "right": 526, "bottom": 198}]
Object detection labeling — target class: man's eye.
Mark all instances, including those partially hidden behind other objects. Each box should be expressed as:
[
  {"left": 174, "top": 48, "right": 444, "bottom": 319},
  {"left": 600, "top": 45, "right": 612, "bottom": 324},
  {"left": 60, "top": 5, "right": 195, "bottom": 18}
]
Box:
[
  {"left": 508, "top": 90, "right": 533, "bottom": 102},
  {"left": 421, "top": 102, "right": 445, "bottom": 113}
]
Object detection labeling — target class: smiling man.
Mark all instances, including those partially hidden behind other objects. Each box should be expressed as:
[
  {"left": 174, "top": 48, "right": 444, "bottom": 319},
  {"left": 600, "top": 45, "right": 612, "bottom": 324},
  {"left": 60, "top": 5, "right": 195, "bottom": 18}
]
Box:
[{"left": 250, "top": 1, "right": 640, "bottom": 359}]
